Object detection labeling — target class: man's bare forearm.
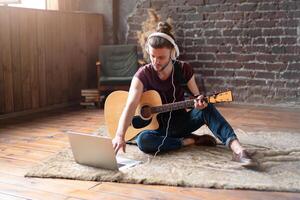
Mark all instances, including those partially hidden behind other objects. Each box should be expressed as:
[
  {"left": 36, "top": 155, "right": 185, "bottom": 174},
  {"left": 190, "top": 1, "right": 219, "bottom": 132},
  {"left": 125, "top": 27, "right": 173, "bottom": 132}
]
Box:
[{"left": 115, "top": 103, "right": 137, "bottom": 138}]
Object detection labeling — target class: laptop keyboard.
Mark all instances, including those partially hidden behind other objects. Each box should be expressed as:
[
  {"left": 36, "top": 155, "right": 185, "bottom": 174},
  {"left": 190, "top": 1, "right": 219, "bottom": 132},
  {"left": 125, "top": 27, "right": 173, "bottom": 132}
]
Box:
[{"left": 117, "top": 163, "right": 126, "bottom": 168}]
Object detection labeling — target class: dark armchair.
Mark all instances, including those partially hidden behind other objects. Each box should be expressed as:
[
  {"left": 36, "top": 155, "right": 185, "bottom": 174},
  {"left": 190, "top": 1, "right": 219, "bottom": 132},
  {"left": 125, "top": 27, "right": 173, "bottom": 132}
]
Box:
[{"left": 96, "top": 44, "right": 142, "bottom": 102}]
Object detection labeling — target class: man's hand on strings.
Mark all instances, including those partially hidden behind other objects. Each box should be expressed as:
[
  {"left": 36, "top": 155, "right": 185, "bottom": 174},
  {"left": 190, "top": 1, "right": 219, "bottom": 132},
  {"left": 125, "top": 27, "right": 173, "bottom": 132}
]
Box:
[{"left": 194, "top": 95, "right": 208, "bottom": 110}]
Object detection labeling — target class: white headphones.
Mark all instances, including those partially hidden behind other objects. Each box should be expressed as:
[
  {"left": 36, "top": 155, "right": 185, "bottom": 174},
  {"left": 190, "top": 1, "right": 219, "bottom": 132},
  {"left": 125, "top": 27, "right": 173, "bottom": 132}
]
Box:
[{"left": 145, "top": 32, "right": 180, "bottom": 60}]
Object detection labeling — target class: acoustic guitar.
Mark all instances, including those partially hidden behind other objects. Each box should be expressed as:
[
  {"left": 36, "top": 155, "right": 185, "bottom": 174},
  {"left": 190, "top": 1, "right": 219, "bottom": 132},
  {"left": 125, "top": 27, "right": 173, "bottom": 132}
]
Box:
[{"left": 104, "top": 90, "right": 233, "bottom": 141}]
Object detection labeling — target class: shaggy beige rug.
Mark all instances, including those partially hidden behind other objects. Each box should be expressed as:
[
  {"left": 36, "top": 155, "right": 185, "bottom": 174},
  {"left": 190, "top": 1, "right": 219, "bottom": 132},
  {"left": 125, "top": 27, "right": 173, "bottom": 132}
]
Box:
[{"left": 25, "top": 126, "right": 300, "bottom": 192}]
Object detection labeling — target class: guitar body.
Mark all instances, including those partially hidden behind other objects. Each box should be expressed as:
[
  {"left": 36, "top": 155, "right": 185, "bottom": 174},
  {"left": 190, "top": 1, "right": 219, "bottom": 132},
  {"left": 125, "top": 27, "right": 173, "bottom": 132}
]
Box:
[{"left": 104, "top": 90, "right": 162, "bottom": 141}]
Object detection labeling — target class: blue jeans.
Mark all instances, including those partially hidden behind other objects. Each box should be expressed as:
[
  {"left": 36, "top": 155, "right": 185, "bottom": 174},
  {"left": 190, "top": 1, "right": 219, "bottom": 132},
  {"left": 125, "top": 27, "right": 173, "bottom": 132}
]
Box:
[{"left": 135, "top": 104, "right": 237, "bottom": 153}]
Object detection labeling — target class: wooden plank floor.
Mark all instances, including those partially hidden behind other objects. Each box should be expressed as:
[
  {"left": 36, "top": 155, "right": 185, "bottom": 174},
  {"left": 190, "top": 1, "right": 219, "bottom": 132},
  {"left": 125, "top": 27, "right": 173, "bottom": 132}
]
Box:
[{"left": 0, "top": 105, "right": 300, "bottom": 200}]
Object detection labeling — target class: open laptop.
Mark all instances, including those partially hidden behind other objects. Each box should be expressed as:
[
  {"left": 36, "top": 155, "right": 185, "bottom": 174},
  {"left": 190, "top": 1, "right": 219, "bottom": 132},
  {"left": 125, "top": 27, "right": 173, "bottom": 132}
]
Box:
[{"left": 66, "top": 131, "right": 141, "bottom": 171}]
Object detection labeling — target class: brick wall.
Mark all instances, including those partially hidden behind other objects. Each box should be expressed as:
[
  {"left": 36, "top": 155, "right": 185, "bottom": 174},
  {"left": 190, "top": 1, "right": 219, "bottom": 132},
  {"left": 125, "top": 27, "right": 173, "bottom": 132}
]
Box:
[{"left": 126, "top": 0, "right": 300, "bottom": 105}]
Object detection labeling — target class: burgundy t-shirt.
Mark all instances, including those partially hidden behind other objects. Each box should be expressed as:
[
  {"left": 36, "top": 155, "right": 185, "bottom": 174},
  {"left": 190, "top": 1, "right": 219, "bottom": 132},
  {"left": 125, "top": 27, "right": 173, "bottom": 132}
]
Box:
[{"left": 134, "top": 60, "right": 194, "bottom": 104}]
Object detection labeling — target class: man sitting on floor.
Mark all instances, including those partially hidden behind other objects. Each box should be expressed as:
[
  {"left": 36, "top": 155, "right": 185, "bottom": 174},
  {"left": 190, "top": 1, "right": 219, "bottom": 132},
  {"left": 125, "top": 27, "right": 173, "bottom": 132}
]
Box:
[{"left": 112, "top": 21, "right": 255, "bottom": 167}]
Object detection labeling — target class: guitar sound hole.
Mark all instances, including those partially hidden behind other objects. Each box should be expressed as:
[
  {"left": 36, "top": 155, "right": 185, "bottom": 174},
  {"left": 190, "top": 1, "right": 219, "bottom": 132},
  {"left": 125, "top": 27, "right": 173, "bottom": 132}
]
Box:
[{"left": 140, "top": 105, "right": 152, "bottom": 119}]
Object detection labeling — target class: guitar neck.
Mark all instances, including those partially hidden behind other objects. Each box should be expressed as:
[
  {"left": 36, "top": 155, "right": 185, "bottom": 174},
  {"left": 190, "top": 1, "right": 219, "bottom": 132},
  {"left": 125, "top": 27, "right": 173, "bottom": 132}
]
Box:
[
  {"left": 150, "top": 90, "right": 233, "bottom": 114},
  {"left": 150, "top": 98, "right": 197, "bottom": 114}
]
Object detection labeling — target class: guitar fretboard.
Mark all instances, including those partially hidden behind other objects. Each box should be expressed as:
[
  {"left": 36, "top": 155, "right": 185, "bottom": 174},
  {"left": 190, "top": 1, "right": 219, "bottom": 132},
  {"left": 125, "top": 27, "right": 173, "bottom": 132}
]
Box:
[
  {"left": 150, "top": 99, "right": 196, "bottom": 114},
  {"left": 149, "top": 90, "right": 232, "bottom": 114}
]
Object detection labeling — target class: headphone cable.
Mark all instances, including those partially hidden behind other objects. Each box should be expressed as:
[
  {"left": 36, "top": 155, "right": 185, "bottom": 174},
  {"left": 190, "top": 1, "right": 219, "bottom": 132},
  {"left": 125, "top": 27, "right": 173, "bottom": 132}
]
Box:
[{"left": 153, "top": 60, "right": 177, "bottom": 158}]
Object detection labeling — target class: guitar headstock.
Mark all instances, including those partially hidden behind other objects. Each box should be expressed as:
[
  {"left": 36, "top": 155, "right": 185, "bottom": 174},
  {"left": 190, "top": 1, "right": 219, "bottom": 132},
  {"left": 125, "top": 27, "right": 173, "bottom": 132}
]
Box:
[{"left": 207, "top": 90, "right": 233, "bottom": 103}]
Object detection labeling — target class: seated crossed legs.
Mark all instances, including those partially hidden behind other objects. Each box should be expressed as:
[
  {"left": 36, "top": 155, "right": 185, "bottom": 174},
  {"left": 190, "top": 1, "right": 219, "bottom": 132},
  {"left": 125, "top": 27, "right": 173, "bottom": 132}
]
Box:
[{"left": 136, "top": 104, "right": 255, "bottom": 167}]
